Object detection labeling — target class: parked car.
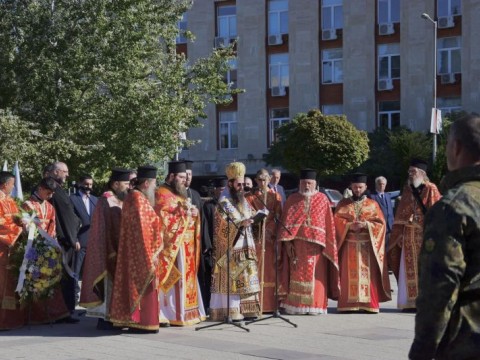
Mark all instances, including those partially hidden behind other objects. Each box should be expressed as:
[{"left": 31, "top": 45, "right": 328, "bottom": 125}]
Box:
[{"left": 319, "top": 187, "right": 343, "bottom": 209}]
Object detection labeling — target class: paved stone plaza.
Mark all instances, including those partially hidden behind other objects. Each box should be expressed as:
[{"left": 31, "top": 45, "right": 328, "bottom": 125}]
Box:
[{"left": 0, "top": 276, "right": 414, "bottom": 360}]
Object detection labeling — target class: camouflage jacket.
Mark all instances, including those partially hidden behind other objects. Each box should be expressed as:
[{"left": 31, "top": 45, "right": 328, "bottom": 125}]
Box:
[{"left": 409, "top": 165, "right": 480, "bottom": 360}]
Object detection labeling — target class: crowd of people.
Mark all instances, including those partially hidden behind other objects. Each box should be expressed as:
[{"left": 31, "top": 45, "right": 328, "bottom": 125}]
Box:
[{"left": 1, "top": 114, "right": 480, "bottom": 358}]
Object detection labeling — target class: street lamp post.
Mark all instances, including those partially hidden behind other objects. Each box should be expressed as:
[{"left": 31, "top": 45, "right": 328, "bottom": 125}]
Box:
[{"left": 421, "top": 12, "right": 438, "bottom": 164}]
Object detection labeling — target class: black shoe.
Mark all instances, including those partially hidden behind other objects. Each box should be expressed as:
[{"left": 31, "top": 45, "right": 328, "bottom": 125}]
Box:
[
  {"left": 56, "top": 316, "right": 80, "bottom": 324},
  {"left": 243, "top": 316, "right": 257, "bottom": 321},
  {"left": 128, "top": 327, "right": 159, "bottom": 334},
  {"left": 159, "top": 323, "right": 170, "bottom": 328},
  {"left": 96, "top": 319, "right": 118, "bottom": 330}
]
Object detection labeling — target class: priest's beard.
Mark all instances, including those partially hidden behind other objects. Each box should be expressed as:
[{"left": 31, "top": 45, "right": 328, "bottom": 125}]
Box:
[
  {"left": 114, "top": 188, "right": 129, "bottom": 201},
  {"left": 141, "top": 184, "right": 156, "bottom": 206},
  {"left": 351, "top": 191, "right": 366, "bottom": 201},
  {"left": 172, "top": 178, "right": 188, "bottom": 199},
  {"left": 230, "top": 186, "right": 246, "bottom": 215},
  {"left": 408, "top": 177, "right": 424, "bottom": 189}
]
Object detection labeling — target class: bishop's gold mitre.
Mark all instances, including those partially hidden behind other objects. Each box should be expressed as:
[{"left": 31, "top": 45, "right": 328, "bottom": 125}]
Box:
[{"left": 225, "top": 162, "right": 246, "bottom": 180}]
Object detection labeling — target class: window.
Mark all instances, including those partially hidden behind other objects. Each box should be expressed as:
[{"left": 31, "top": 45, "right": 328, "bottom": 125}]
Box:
[
  {"left": 219, "top": 111, "right": 238, "bottom": 149},
  {"left": 322, "top": 48, "right": 343, "bottom": 84},
  {"left": 378, "top": 0, "right": 400, "bottom": 23},
  {"left": 322, "top": 104, "right": 343, "bottom": 115},
  {"left": 176, "top": 13, "right": 188, "bottom": 44},
  {"left": 437, "top": 0, "right": 461, "bottom": 17},
  {"left": 268, "top": 0, "right": 288, "bottom": 35},
  {"left": 322, "top": 0, "right": 343, "bottom": 30},
  {"left": 269, "top": 53, "right": 289, "bottom": 88},
  {"left": 270, "top": 108, "right": 290, "bottom": 144},
  {"left": 225, "top": 58, "right": 237, "bottom": 89},
  {"left": 437, "top": 97, "right": 462, "bottom": 116},
  {"left": 438, "top": 37, "right": 461, "bottom": 74},
  {"left": 378, "top": 101, "right": 400, "bottom": 129},
  {"left": 217, "top": 5, "right": 237, "bottom": 38},
  {"left": 378, "top": 43, "right": 400, "bottom": 79}
]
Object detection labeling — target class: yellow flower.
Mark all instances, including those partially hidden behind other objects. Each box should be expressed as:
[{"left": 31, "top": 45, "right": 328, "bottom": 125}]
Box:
[
  {"left": 50, "top": 252, "right": 58, "bottom": 260},
  {"left": 40, "top": 267, "right": 48, "bottom": 274}
]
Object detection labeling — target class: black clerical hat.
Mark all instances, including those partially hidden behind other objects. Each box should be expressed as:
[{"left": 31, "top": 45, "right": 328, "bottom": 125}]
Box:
[
  {"left": 300, "top": 168, "right": 317, "bottom": 180},
  {"left": 110, "top": 168, "right": 131, "bottom": 182},
  {"left": 212, "top": 177, "right": 228, "bottom": 188},
  {"left": 184, "top": 160, "right": 193, "bottom": 170},
  {"left": 137, "top": 165, "right": 157, "bottom": 179},
  {"left": 168, "top": 161, "right": 186, "bottom": 174},
  {"left": 410, "top": 158, "right": 428, "bottom": 172},
  {"left": 350, "top": 173, "right": 368, "bottom": 184}
]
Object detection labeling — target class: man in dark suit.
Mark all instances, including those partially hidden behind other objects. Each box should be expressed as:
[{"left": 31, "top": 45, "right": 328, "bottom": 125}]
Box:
[
  {"left": 369, "top": 176, "right": 394, "bottom": 248},
  {"left": 70, "top": 174, "right": 98, "bottom": 304},
  {"left": 49, "top": 162, "right": 81, "bottom": 322},
  {"left": 269, "top": 168, "right": 286, "bottom": 207}
]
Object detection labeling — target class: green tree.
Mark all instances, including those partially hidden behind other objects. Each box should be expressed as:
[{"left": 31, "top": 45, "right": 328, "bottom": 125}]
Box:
[
  {"left": 0, "top": 0, "right": 237, "bottom": 183},
  {"left": 265, "top": 109, "right": 369, "bottom": 177}
]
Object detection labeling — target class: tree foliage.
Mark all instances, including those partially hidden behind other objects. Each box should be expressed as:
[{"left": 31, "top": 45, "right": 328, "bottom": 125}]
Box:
[
  {"left": 265, "top": 109, "right": 369, "bottom": 177},
  {"left": 0, "top": 0, "right": 237, "bottom": 185}
]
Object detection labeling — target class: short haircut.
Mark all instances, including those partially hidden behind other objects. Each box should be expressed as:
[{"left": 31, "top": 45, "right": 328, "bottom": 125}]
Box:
[
  {"left": 43, "top": 163, "right": 54, "bottom": 176},
  {"left": 271, "top": 168, "right": 281, "bottom": 175},
  {"left": 52, "top": 161, "right": 66, "bottom": 171},
  {"left": 375, "top": 176, "right": 387, "bottom": 184},
  {"left": 79, "top": 174, "right": 93, "bottom": 183},
  {"left": 0, "top": 171, "right": 14, "bottom": 186},
  {"left": 38, "top": 177, "right": 58, "bottom": 192},
  {"left": 451, "top": 113, "right": 480, "bottom": 160}
]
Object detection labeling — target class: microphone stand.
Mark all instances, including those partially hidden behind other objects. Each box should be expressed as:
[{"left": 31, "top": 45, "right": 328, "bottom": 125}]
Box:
[
  {"left": 196, "top": 200, "right": 249, "bottom": 332},
  {"left": 245, "top": 188, "right": 297, "bottom": 328}
]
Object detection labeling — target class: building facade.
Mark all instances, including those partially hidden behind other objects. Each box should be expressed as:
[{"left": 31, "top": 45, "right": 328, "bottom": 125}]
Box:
[{"left": 179, "top": 0, "right": 478, "bottom": 177}]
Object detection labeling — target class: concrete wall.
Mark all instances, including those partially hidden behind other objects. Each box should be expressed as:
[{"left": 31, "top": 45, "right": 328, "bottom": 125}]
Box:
[
  {"left": 343, "top": 0, "right": 376, "bottom": 131},
  {"left": 400, "top": 0, "right": 434, "bottom": 131},
  {"left": 461, "top": 0, "right": 480, "bottom": 114},
  {"left": 289, "top": 0, "right": 320, "bottom": 116},
  {"left": 236, "top": 0, "right": 268, "bottom": 174}
]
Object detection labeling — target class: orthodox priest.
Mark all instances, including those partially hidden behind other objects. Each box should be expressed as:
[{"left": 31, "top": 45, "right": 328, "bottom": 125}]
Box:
[
  {"left": 80, "top": 168, "right": 131, "bottom": 330},
  {"left": 210, "top": 162, "right": 261, "bottom": 321},
  {"left": 246, "top": 168, "right": 287, "bottom": 313},
  {"left": 22, "top": 177, "right": 70, "bottom": 324},
  {"left": 154, "top": 161, "right": 205, "bottom": 326},
  {"left": 278, "top": 169, "right": 339, "bottom": 315},
  {"left": 0, "top": 171, "right": 24, "bottom": 330},
  {"left": 388, "top": 158, "right": 441, "bottom": 310},
  {"left": 334, "top": 173, "right": 391, "bottom": 313},
  {"left": 110, "top": 166, "right": 163, "bottom": 333}
]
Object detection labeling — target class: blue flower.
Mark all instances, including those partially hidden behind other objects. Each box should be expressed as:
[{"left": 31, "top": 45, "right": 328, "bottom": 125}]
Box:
[
  {"left": 48, "top": 258, "right": 57, "bottom": 268},
  {"left": 25, "top": 247, "right": 38, "bottom": 261}
]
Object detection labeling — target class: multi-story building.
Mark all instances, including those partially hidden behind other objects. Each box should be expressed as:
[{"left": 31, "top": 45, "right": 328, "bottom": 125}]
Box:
[{"left": 179, "top": 0, "right": 479, "bottom": 177}]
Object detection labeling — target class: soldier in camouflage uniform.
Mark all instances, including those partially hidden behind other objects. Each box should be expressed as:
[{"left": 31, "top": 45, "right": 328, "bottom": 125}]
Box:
[{"left": 409, "top": 114, "right": 480, "bottom": 360}]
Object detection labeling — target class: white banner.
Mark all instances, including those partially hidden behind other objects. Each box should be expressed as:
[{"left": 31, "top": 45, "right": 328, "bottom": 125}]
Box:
[{"left": 430, "top": 108, "right": 442, "bottom": 134}]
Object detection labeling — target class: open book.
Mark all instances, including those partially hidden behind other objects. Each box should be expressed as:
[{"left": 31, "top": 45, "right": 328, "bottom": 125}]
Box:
[{"left": 251, "top": 208, "right": 269, "bottom": 224}]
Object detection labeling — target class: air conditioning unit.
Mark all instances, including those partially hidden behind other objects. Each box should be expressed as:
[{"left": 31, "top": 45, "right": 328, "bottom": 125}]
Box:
[
  {"left": 440, "top": 73, "right": 456, "bottom": 84},
  {"left": 214, "top": 36, "right": 228, "bottom": 48},
  {"left": 268, "top": 34, "right": 283, "bottom": 46},
  {"left": 378, "top": 78, "right": 394, "bottom": 91},
  {"left": 438, "top": 16, "right": 454, "bottom": 29},
  {"left": 271, "top": 86, "right": 286, "bottom": 97},
  {"left": 322, "top": 29, "right": 337, "bottom": 41},
  {"left": 378, "top": 23, "right": 395, "bottom": 36},
  {"left": 204, "top": 162, "right": 218, "bottom": 173}
]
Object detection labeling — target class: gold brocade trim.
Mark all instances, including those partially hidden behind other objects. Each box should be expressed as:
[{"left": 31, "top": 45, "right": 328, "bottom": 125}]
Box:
[
  {"left": 111, "top": 321, "right": 159, "bottom": 330},
  {"left": 160, "top": 265, "right": 181, "bottom": 293},
  {"left": 1, "top": 296, "right": 16, "bottom": 310},
  {"left": 240, "top": 300, "right": 261, "bottom": 315},
  {"left": 289, "top": 280, "right": 314, "bottom": 294},
  {"left": 79, "top": 300, "right": 103, "bottom": 308},
  {"left": 130, "top": 243, "right": 164, "bottom": 314},
  {"left": 92, "top": 270, "right": 107, "bottom": 292},
  {"left": 287, "top": 293, "right": 314, "bottom": 306},
  {"left": 337, "top": 306, "right": 379, "bottom": 313},
  {"left": 159, "top": 218, "right": 191, "bottom": 287},
  {"left": 209, "top": 307, "right": 243, "bottom": 321},
  {"left": 169, "top": 316, "right": 206, "bottom": 326}
]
